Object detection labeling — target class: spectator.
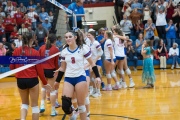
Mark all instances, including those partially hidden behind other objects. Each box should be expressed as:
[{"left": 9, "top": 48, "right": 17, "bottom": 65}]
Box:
[
  {"left": 113, "top": 0, "right": 124, "bottom": 23},
  {"left": 144, "top": 18, "right": 155, "bottom": 46},
  {"left": 136, "top": 32, "right": 144, "bottom": 59},
  {"left": 27, "top": 1, "right": 36, "bottom": 11},
  {"left": 143, "top": 5, "right": 151, "bottom": 25},
  {"left": 18, "top": 24, "right": 28, "bottom": 35},
  {"left": 166, "top": 0, "right": 174, "bottom": 22},
  {"left": 39, "top": 7, "right": 49, "bottom": 23},
  {"left": 131, "top": 0, "right": 143, "bottom": 14},
  {"left": 14, "top": 8, "right": 24, "bottom": 29},
  {"left": 14, "top": 34, "right": 22, "bottom": 48},
  {"left": 42, "top": 18, "right": 51, "bottom": 32},
  {"left": 19, "top": 3, "right": 27, "bottom": 14},
  {"left": 120, "top": 14, "right": 133, "bottom": 37},
  {"left": 35, "top": 22, "right": 48, "bottom": 47},
  {"left": 155, "top": 4, "right": 167, "bottom": 39},
  {"left": 10, "top": 26, "right": 18, "bottom": 42},
  {"left": 2, "top": 37, "right": 12, "bottom": 56},
  {"left": 122, "top": 2, "right": 132, "bottom": 18},
  {"left": 42, "top": 0, "right": 54, "bottom": 13},
  {"left": 0, "top": 42, "right": 6, "bottom": 56},
  {"left": 24, "top": 14, "right": 32, "bottom": 28},
  {"left": 27, "top": 26, "right": 35, "bottom": 38},
  {"left": 172, "top": 3, "right": 180, "bottom": 30},
  {"left": 157, "top": 39, "right": 167, "bottom": 69},
  {"left": 48, "top": 11, "right": 54, "bottom": 24},
  {"left": 0, "top": 7, "right": 5, "bottom": 19},
  {"left": 27, "top": 7, "right": 38, "bottom": 30},
  {"left": 10, "top": 6, "right": 17, "bottom": 18},
  {"left": 169, "top": 43, "right": 180, "bottom": 69},
  {"left": 165, "top": 19, "right": 177, "bottom": 51},
  {"left": 129, "top": 8, "right": 143, "bottom": 26},
  {"left": 4, "top": 1, "right": 14, "bottom": 14},
  {"left": 66, "top": 0, "right": 85, "bottom": 29},
  {"left": 56, "top": 36, "right": 63, "bottom": 51},
  {"left": 35, "top": 3, "right": 41, "bottom": 14},
  {"left": 0, "top": 19, "right": 5, "bottom": 42},
  {"left": 127, "top": 39, "right": 138, "bottom": 71},
  {"left": 3, "top": 13, "right": 16, "bottom": 42},
  {"left": 10, "top": 42, "right": 16, "bottom": 55},
  {"left": 134, "top": 19, "right": 144, "bottom": 37},
  {"left": 142, "top": 0, "right": 152, "bottom": 9}
]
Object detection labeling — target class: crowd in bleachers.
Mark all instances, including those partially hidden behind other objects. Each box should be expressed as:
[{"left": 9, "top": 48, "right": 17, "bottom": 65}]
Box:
[
  {"left": 114, "top": 0, "right": 180, "bottom": 69},
  {"left": 0, "top": 0, "right": 56, "bottom": 58}
]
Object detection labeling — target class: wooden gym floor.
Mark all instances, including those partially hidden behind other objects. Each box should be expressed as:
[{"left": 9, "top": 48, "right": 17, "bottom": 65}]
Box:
[{"left": 0, "top": 69, "right": 180, "bottom": 120}]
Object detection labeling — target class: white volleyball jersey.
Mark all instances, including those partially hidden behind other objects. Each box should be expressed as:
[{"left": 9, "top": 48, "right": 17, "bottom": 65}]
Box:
[
  {"left": 61, "top": 44, "right": 91, "bottom": 77},
  {"left": 114, "top": 37, "right": 126, "bottom": 57},
  {"left": 90, "top": 40, "right": 101, "bottom": 60},
  {"left": 84, "top": 37, "right": 91, "bottom": 47},
  {"left": 104, "top": 39, "right": 116, "bottom": 59},
  {"left": 83, "top": 44, "right": 90, "bottom": 70}
]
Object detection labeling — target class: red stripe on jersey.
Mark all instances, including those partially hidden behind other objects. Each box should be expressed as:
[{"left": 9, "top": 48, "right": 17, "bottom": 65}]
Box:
[
  {"left": 39, "top": 45, "right": 59, "bottom": 70},
  {"left": 84, "top": 51, "right": 91, "bottom": 58},
  {"left": 9, "top": 46, "right": 47, "bottom": 85},
  {"left": 96, "top": 45, "right": 100, "bottom": 48}
]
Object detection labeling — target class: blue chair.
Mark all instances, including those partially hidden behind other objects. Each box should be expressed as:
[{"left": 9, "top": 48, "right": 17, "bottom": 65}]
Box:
[{"left": 130, "top": 36, "right": 137, "bottom": 41}]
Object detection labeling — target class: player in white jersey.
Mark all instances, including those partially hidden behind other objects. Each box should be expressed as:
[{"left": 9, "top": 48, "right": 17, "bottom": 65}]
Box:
[
  {"left": 54, "top": 30, "right": 101, "bottom": 120},
  {"left": 113, "top": 26, "right": 128, "bottom": 88},
  {"left": 103, "top": 31, "right": 120, "bottom": 90},
  {"left": 122, "top": 38, "right": 135, "bottom": 88},
  {"left": 88, "top": 31, "right": 103, "bottom": 98}
]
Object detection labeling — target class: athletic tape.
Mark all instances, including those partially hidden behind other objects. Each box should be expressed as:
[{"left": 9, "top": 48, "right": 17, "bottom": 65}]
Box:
[{"left": 0, "top": 52, "right": 61, "bottom": 79}]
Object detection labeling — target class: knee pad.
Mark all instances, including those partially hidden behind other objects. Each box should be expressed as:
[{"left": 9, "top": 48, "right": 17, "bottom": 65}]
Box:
[
  {"left": 61, "top": 96, "right": 73, "bottom": 114},
  {"left": 91, "top": 78, "right": 95, "bottom": 82},
  {"left": 106, "top": 74, "right": 112, "bottom": 79},
  {"left": 41, "top": 88, "right": 46, "bottom": 92},
  {"left": 111, "top": 70, "right": 117, "bottom": 78},
  {"left": 50, "top": 90, "right": 56, "bottom": 96},
  {"left": 85, "top": 96, "right": 90, "bottom": 105},
  {"left": 72, "top": 98, "right": 77, "bottom": 103},
  {"left": 21, "top": 104, "right": 29, "bottom": 110},
  {"left": 78, "top": 105, "right": 86, "bottom": 113},
  {"left": 32, "top": 106, "right": 39, "bottom": 113},
  {"left": 119, "top": 69, "right": 124, "bottom": 75},
  {"left": 125, "top": 68, "right": 131, "bottom": 75}
]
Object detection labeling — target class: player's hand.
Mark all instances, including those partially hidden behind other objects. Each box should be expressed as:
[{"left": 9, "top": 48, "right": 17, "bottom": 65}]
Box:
[
  {"left": 54, "top": 82, "right": 60, "bottom": 90},
  {"left": 95, "top": 77, "right": 101, "bottom": 84},
  {"left": 44, "top": 84, "right": 52, "bottom": 92},
  {"left": 53, "top": 69, "right": 60, "bottom": 77}
]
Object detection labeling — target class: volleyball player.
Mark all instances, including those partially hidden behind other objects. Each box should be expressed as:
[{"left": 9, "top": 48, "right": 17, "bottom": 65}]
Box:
[
  {"left": 87, "top": 30, "right": 103, "bottom": 98},
  {"left": 39, "top": 34, "right": 60, "bottom": 116},
  {"left": 113, "top": 26, "right": 128, "bottom": 88},
  {"left": 9, "top": 33, "right": 52, "bottom": 120},
  {"left": 103, "top": 31, "right": 120, "bottom": 90},
  {"left": 53, "top": 30, "right": 101, "bottom": 120}
]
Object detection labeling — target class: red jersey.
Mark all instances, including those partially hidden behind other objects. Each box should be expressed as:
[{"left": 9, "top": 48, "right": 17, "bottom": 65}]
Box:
[
  {"left": 3, "top": 18, "right": 16, "bottom": 32},
  {"left": 10, "top": 46, "right": 47, "bottom": 85},
  {"left": 14, "top": 12, "right": 24, "bottom": 25},
  {"left": 39, "top": 45, "right": 59, "bottom": 70},
  {"left": 24, "top": 19, "right": 32, "bottom": 28},
  {"left": 10, "top": 31, "right": 18, "bottom": 39}
]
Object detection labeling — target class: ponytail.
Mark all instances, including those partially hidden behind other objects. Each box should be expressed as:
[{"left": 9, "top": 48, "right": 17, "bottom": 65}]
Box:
[{"left": 46, "top": 34, "right": 57, "bottom": 50}]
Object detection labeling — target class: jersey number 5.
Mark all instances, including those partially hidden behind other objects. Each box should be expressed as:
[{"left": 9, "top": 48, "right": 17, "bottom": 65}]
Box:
[{"left": 71, "top": 57, "right": 75, "bottom": 64}]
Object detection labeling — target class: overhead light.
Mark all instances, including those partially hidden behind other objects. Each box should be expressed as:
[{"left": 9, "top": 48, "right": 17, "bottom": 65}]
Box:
[{"left": 82, "top": 21, "right": 98, "bottom": 25}]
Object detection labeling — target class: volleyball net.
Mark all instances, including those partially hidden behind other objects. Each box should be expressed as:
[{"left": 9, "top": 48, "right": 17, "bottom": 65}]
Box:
[{"left": 0, "top": 0, "right": 82, "bottom": 80}]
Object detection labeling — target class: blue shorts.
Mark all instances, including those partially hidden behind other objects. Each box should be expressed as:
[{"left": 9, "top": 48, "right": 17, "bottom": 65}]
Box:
[
  {"left": 85, "top": 70, "right": 90, "bottom": 77},
  {"left": 96, "top": 60, "right": 102, "bottom": 66},
  {"left": 124, "top": 48, "right": 127, "bottom": 55},
  {"left": 64, "top": 75, "right": 86, "bottom": 86},
  {"left": 116, "top": 56, "right": 125, "bottom": 60},
  {"left": 106, "top": 59, "right": 116, "bottom": 63}
]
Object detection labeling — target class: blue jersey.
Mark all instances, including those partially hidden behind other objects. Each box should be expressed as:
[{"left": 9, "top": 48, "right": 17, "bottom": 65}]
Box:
[{"left": 67, "top": 3, "right": 85, "bottom": 21}]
